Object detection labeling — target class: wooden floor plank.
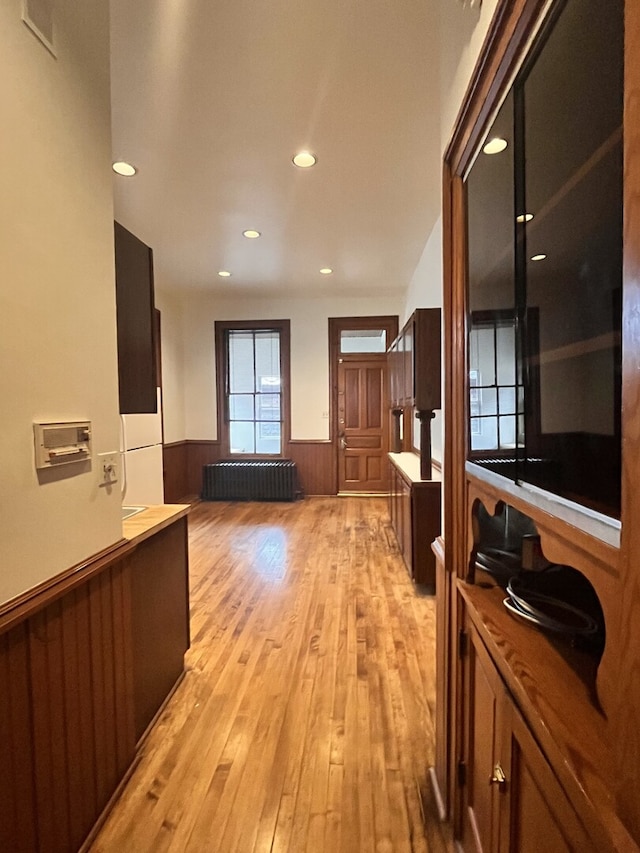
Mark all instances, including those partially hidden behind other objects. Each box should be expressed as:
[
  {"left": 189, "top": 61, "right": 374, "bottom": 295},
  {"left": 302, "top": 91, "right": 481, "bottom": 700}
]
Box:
[{"left": 90, "top": 497, "right": 453, "bottom": 853}]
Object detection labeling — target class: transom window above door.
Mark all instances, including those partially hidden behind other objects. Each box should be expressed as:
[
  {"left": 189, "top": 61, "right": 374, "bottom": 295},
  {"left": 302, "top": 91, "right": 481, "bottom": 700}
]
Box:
[
  {"left": 339, "top": 328, "right": 387, "bottom": 353},
  {"left": 215, "top": 320, "right": 291, "bottom": 456}
]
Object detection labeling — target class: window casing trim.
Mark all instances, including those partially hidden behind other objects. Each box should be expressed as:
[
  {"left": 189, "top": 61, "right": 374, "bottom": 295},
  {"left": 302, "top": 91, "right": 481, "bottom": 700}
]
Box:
[{"left": 215, "top": 319, "right": 291, "bottom": 457}]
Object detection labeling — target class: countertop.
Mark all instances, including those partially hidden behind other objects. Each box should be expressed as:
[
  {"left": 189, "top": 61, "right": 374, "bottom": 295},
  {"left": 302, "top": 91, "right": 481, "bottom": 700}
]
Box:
[
  {"left": 388, "top": 452, "right": 442, "bottom": 484},
  {"left": 122, "top": 504, "right": 190, "bottom": 546}
]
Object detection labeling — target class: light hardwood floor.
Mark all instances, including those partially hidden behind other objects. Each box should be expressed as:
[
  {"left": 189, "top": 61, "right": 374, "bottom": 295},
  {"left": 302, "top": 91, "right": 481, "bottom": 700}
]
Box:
[{"left": 90, "top": 497, "right": 453, "bottom": 853}]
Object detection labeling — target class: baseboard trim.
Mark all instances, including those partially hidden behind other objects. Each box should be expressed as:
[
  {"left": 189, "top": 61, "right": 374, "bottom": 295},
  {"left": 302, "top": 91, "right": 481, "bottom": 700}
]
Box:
[
  {"left": 338, "top": 491, "right": 389, "bottom": 497},
  {"left": 78, "top": 751, "right": 144, "bottom": 853}
]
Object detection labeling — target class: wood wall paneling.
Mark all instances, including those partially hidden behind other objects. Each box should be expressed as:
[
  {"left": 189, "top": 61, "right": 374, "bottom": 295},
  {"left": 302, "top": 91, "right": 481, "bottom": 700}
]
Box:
[
  {"left": 287, "top": 440, "right": 336, "bottom": 496},
  {"left": 12, "top": 558, "right": 136, "bottom": 853},
  {"left": 174, "top": 439, "right": 336, "bottom": 500},
  {"left": 130, "top": 518, "right": 190, "bottom": 741},
  {"left": 0, "top": 518, "right": 189, "bottom": 852},
  {"left": 0, "top": 540, "right": 131, "bottom": 636},
  {"left": 163, "top": 441, "right": 190, "bottom": 502},
  {"left": 186, "top": 440, "right": 222, "bottom": 497},
  {"left": 0, "top": 624, "right": 37, "bottom": 853}
]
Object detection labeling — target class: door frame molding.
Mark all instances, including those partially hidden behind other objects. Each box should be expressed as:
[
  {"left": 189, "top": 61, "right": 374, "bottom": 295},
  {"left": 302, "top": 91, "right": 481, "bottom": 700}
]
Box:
[{"left": 328, "top": 315, "right": 399, "bottom": 493}]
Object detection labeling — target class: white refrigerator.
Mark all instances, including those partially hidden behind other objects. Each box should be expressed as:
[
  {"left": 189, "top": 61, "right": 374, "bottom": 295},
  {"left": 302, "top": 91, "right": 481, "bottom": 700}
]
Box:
[{"left": 121, "top": 388, "right": 165, "bottom": 505}]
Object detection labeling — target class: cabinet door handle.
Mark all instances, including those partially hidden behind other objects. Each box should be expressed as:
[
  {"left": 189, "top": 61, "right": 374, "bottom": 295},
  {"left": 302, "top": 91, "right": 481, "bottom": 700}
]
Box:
[{"left": 489, "top": 763, "right": 507, "bottom": 790}]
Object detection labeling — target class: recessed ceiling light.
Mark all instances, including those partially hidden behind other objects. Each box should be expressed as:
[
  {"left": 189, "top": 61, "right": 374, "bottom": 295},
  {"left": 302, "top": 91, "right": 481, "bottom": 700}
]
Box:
[
  {"left": 482, "top": 137, "right": 508, "bottom": 155},
  {"left": 292, "top": 151, "right": 317, "bottom": 168},
  {"left": 243, "top": 229, "right": 261, "bottom": 239},
  {"left": 319, "top": 268, "right": 333, "bottom": 275},
  {"left": 530, "top": 254, "right": 547, "bottom": 262},
  {"left": 516, "top": 213, "right": 534, "bottom": 223},
  {"left": 218, "top": 270, "right": 232, "bottom": 277},
  {"left": 112, "top": 161, "right": 137, "bottom": 177}
]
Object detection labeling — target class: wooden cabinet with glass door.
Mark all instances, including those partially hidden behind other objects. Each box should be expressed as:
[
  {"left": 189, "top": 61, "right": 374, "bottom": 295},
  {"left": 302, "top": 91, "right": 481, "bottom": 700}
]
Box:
[{"left": 440, "top": 0, "right": 640, "bottom": 848}]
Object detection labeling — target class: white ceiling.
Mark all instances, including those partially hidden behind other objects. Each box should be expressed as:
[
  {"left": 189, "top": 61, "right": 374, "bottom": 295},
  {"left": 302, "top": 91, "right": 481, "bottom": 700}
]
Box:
[{"left": 110, "top": 0, "right": 444, "bottom": 299}]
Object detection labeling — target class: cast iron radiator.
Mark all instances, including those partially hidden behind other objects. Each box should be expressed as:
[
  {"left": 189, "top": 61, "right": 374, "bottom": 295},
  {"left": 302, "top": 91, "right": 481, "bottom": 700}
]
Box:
[{"left": 201, "top": 459, "right": 301, "bottom": 502}]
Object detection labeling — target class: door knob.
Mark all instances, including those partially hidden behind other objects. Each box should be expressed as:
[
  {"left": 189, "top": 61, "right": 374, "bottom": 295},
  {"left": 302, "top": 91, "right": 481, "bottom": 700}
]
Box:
[
  {"left": 489, "top": 763, "right": 507, "bottom": 791},
  {"left": 340, "top": 437, "right": 347, "bottom": 449}
]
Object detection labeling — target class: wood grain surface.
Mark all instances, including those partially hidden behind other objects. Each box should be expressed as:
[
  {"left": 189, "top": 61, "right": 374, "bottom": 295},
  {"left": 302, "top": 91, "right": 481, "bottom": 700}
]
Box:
[
  {"left": 89, "top": 497, "right": 453, "bottom": 853},
  {"left": 613, "top": 0, "right": 640, "bottom": 839},
  {"left": 122, "top": 503, "right": 190, "bottom": 546}
]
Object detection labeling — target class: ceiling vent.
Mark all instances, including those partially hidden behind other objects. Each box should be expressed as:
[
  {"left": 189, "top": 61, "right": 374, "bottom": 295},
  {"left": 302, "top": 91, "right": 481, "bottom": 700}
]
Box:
[{"left": 22, "top": 0, "right": 56, "bottom": 56}]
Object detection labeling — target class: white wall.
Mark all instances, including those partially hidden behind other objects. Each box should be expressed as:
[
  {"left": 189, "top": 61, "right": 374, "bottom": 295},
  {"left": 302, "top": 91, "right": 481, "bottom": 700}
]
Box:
[
  {"left": 179, "top": 293, "right": 402, "bottom": 441},
  {"left": 403, "top": 217, "right": 444, "bottom": 323},
  {"left": 403, "top": 218, "right": 445, "bottom": 462},
  {"left": 396, "top": 1, "right": 502, "bottom": 467},
  {"left": 438, "top": 0, "right": 500, "bottom": 155},
  {"left": 0, "top": 0, "right": 121, "bottom": 604},
  {"left": 156, "top": 289, "right": 186, "bottom": 443}
]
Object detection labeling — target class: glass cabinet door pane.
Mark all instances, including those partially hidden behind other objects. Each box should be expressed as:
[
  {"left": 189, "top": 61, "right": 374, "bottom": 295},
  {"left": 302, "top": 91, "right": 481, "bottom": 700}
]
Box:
[
  {"left": 520, "top": 0, "right": 623, "bottom": 516},
  {"left": 467, "top": 92, "right": 517, "bottom": 473},
  {"left": 467, "top": 92, "right": 515, "bottom": 318},
  {"left": 496, "top": 326, "right": 516, "bottom": 386},
  {"left": 464, "top": 0, "right": 623, "bottom": 519}
]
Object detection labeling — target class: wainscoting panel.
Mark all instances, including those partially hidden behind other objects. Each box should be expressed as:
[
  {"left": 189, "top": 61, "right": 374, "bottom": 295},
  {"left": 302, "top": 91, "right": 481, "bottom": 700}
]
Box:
[
  {"left": 0, "top": 623, "right": 37, "bottom": 853},
  {"left": 182, "top": 440, "right": 220, "bottom": 497},
  {"left": 287, "top": 440, "right": 336, "bottom": 495},
  {"left": 1, "top": 557, "right": 135, "bottom": 853},
  {"left": 167, "top": 439, "right": 336, "bottom": 500},
  {"left": 163, "top": 441, "right": 189, "bottom": 502}
]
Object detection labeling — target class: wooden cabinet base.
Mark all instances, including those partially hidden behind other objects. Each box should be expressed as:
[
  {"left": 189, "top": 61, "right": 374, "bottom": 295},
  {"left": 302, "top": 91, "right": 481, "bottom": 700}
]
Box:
[
  {"left": 459, "top": 608, "right": 601, "bottom": 853},
  {"left": 388, "top": 454, "right": 441, "bottom": 588}
]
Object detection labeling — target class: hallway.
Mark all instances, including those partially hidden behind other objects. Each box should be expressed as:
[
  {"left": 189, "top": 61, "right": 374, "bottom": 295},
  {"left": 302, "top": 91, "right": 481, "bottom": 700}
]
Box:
[{"left": 90, "top": 497, "right": 451, "bottom": 852}]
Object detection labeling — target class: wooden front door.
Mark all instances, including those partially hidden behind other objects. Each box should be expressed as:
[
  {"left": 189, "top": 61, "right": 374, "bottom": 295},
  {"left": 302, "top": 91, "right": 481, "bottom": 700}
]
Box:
[{"left": 337, "top": 356, "right": 389, "bottom": 492}]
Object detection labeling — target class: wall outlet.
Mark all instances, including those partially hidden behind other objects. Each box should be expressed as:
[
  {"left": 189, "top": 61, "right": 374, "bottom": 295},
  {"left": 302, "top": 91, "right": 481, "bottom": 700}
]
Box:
[
  {"left": 322, "top": 411, "right": 329, "bottom": 419},
  {"left": 98, "top": 451, "right": 119, "bottom": 486}
]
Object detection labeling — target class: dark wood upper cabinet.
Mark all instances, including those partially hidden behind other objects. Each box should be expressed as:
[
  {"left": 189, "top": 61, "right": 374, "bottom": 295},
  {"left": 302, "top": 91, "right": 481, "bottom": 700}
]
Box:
[
  {"left": 388, "top": 309, "right": 441, "bottom": 412},
  {"left": 412, "top": 308, "right": 441, "bottom": 412},
  {"left": 387, "top": 308, "right": 442, "bottom": 471},
  {"left": 114, "top": 222, "right": 158, "bottom": 414}
]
